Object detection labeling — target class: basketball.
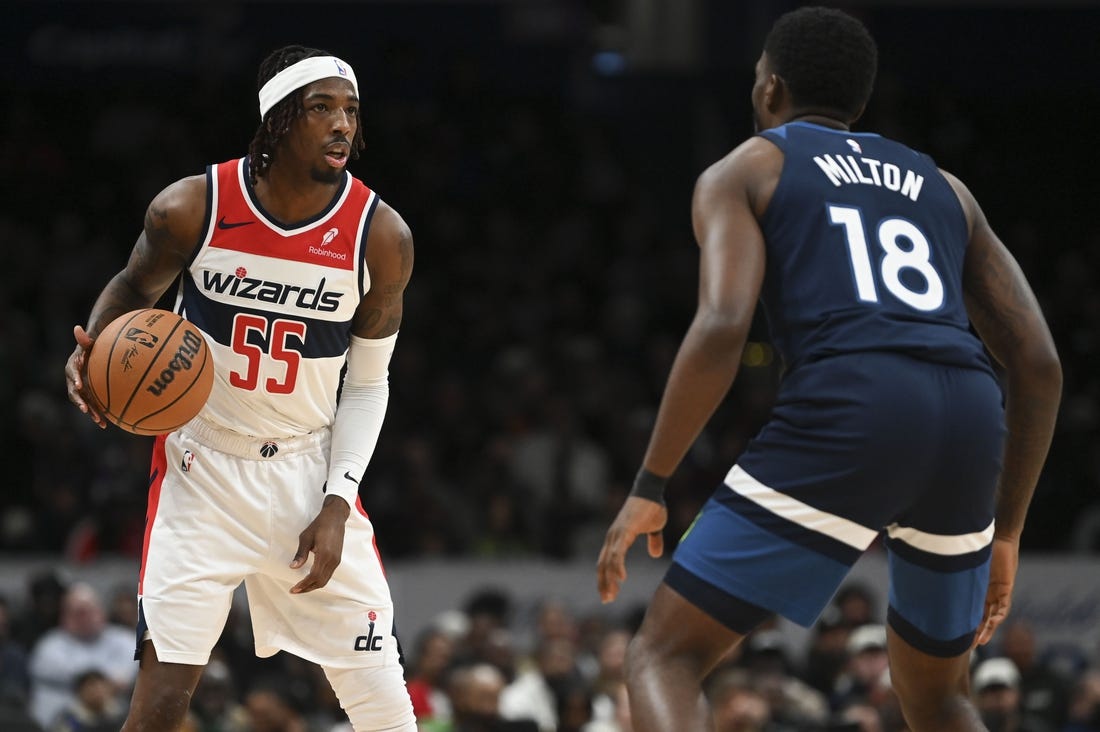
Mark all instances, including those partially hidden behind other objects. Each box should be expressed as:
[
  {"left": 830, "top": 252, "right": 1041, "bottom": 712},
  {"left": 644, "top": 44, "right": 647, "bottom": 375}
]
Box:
[{"left": 85, "top": 309, "right": 214, "bottom": 435}]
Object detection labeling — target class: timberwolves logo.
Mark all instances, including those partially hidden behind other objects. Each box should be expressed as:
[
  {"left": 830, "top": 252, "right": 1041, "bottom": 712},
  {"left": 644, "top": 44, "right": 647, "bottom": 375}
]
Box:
[{"left": 260, "top": 441, "right": 279, "bottom": 458}]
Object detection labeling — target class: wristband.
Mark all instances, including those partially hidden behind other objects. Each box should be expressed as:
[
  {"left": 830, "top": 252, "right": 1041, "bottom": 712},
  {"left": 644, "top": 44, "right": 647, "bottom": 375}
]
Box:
[{"left": 630, "top": 468, "right": 668, "bottom": 505}]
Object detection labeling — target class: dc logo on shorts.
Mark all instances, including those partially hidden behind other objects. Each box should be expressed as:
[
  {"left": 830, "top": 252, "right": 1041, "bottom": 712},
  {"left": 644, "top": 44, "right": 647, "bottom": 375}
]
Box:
[
  {"left": 181, "top": 450, "right": 196, "bottom": 472},
  {"left": 354, "top": 611, "right": 383, "bottom": 652},
  {"left": 260, "top": 441, "right": 279, "bottom": 458}
]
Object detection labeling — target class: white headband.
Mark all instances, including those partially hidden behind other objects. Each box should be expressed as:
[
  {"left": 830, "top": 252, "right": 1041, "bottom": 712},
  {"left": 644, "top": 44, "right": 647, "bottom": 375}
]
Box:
[{"left": 258, "top": 56, "right": 359, "bottom": 120}]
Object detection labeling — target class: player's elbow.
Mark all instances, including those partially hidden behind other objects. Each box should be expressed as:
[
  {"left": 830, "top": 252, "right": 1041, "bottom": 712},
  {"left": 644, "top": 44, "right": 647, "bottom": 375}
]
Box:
[
  {"left": 690, "top": 307, "right": 753, "bottom": 352},
  {"left": 1005, "top": 337, "right": 1062, "bottom": 400}
]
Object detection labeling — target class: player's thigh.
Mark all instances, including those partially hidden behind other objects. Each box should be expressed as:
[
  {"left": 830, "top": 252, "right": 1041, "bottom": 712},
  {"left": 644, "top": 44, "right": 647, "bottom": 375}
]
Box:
[
  {"left": 246, "top": 508, "right": 399, "bottom": 668},
  {"left": 142, "top": 435, "right": 260, "bottom": 664},
  {"left": 632, "top": 581, "right": 750, "bottom": 674},
  {"left": 884, "top": 365, "right": 1004, "bottom": 655}
]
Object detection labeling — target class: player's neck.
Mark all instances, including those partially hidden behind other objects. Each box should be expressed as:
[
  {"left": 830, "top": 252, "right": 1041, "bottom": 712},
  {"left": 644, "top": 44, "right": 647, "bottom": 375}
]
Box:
[
  {"left": 254, "top": 164, "right": 342, "bottom": 225},
  {"left": 785, "top": 112, "right": 849, "bottom": 131}
]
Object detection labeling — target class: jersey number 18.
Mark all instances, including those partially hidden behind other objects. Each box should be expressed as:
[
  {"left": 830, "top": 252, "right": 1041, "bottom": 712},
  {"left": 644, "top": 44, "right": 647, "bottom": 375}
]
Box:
[{"left": 828, "top": 204, "right": 945, "bottom": 312}]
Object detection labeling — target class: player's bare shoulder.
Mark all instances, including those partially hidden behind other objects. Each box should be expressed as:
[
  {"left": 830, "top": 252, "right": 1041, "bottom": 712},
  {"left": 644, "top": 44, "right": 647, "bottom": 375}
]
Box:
[
  {"left": 144, "top": 173, "right": 209, "bottom": 261},
  {"left": 938, "top": 168, "right": 980, "bottom": 237},
  {"left": 364, "top": 200, "right": 414, "bottom": 282},
  {"left": 695, "top": 136, "right": 784, "bottom": 219},
  {"left": 354, "top": 200, "right": 414, "bottom": 338}
]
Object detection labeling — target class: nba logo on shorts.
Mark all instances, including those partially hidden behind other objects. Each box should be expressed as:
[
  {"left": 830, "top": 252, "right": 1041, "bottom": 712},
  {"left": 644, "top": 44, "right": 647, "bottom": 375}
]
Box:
[{"left": 181, "top": 450, "right": 196, "bottom": 472}]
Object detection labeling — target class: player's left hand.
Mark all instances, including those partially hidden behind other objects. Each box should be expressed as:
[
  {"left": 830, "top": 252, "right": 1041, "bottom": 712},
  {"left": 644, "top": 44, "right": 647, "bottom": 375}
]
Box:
[
  {"left": 974, "top": 535, "right": 1019, "bottom": 646},
  {"left": 597, "top": 496, "right": 667, "bottom": 604},
  {"left": 290, "top": 495, "right": 351, "bottom": 593}
]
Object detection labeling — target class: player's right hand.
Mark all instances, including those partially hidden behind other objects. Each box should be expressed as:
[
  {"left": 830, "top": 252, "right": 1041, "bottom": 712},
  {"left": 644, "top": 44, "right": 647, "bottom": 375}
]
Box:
[
  {"left": 974, "top": 536, "right": 1019, "bottom": 647},
  {"left": 597, "top": 496, "right": 668, "bottom": 604},
  {"left": 65, "top": 325, "right": 106, "bottom": 428}
]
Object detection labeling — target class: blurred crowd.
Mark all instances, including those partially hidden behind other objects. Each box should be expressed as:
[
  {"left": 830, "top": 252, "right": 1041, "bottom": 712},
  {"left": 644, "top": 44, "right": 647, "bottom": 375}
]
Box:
[{"left": 1, "top": 574, "right": 1099, "bottom": 731}]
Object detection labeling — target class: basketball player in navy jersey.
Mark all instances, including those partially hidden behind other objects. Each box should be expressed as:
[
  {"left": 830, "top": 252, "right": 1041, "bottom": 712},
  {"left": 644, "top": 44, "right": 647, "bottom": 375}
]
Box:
[
  {"left": 65, "top": 46, "right": 417, "bottom": 730},
  {"left": 597, "top": 8, "right": 1061, "bottom": 732}
]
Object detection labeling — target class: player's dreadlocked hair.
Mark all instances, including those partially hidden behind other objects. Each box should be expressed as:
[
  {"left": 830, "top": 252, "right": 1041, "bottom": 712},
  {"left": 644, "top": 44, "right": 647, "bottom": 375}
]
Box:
[
  {"left": 248, "top": 45, "right": 366, "bottom": 184},
  {"left": 764, "top": 7, "right": 878, "bottom": 121}
]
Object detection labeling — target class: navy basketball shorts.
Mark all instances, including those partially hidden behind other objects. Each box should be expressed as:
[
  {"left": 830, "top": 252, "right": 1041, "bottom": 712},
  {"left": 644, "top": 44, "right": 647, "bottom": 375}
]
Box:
[{"left": 668, "top": 352, "right": 1006, "bottom": 657}]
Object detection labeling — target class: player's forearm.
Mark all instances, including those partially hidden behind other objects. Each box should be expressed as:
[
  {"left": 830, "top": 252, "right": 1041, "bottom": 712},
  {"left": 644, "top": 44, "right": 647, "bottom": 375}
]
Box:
[
  {"left": 85, "top": 271, "right": 162, "bottom": 337},
  {"left": 994, "top": 354, "right": 1062, "bottom": 541},
  {"left": 324, "top": 334, "right": 398, "bottom": 506},
  {"left": 643, "top": 313, "right": 747, "bottom": 477}
]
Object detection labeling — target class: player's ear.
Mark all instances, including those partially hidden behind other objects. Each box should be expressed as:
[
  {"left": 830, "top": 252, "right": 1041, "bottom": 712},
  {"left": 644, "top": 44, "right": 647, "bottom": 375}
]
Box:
[{"left": 764, "top": 73, "right": 785, "bottom": 114}]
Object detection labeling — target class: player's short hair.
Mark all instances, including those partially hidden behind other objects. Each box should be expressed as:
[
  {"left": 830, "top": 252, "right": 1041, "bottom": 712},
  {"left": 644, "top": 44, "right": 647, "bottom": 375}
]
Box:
[
  {"left": 763, "top": 7, "right": 878, "bottom": 121},
  {"left": 248, "top": 44, "right": 365, "bottom": 182}
]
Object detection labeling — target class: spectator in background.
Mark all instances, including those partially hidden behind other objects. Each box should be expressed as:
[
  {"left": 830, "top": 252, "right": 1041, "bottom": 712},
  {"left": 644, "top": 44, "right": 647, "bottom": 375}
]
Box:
[
  {"left": 104, "top": 586, "right": 138, "bottom": 631},
  {"left": 181, "top": 658, "right": 248, "bottom": 732},
  {"left": 832, "top": 625, "right": 891, "bottom": 711},
  {"left": 803, "top": 608, "right": 851, "bottom": 696},
  {"left": 1063, "top": 668, "right": 1100, "bottom": 732},
  {"left": 27, "top": 583, "right": 135, "bottom": 729},
  {"left": 833, "top": 584, "right": 877, "bottom": 630},
  {"left": 12, "top": 571, "right": 66, "bottom": 651},
  {"left": 737, "top": 629, "right": 828, "bottom": 728},
  {"left": 1001, "top": 620, "right": 1073, "bottom": 729},
  {"left": 242, "top": 677, "right": 308, "bottom": 732},
  {"left": 589, "top": 628, "right": 631, "bottom": 723},
  {"left": 706, "top": 667, "right": 772, "bottom": 732},
  {"left": 48, "top": 669, "right": 127, "bottom": 732},
  {"left": 972, "top": 657, "right": 1055, "bottom": 732},
  {"left": 446, "top": 662, "right": 538, "bottom": 732},
  {"left": 0, "top": 595, "right": 37, "bottom": 732},
  {"left": 0, "top": 594, "right": 30, "bottom": 707},
  {"left": 500, "top": 636, "right": 583, "bottom": 732},
  {"left": 407, "top": 627, "right": 457, "bottom": 725}
]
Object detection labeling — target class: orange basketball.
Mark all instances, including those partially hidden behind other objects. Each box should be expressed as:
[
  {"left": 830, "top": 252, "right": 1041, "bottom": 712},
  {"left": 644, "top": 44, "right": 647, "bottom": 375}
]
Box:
[{"left": 85, "top": 309, "right": 214, "bottom": 435}]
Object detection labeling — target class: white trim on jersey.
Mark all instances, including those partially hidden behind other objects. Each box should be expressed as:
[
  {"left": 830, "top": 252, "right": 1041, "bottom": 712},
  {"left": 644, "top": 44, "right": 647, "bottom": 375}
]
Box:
[
  {"left": 885, "top": 520, "right": 996, "bottom": 556},
  {"left": 354, "top": 189, "right": 377, "bottom": 297},
  {"left": 235, "top": 158, "right": 353, "bottom": 236},
  {"left": 724, "top": 465, "right": 878, "bottom": 550}
]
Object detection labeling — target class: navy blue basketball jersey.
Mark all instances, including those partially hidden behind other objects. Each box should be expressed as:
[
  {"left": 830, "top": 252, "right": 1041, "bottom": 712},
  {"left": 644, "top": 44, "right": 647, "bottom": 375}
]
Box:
[{"left": 756, "top": 121, "right": 991, "bottom": 373}]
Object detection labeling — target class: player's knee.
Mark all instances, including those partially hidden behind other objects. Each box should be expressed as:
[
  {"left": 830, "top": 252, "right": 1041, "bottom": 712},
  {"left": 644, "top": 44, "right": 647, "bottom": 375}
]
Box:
[
  {"left": 122, "top": 686, "right": 194, "bottom": 731},
  {"left": 323, "top": 663, "right": 416, "bottom": 731},
  {"left": 896, "top": 692, "right": 980, "bottom": 731},
  {"left": 625, "top": 625, "right": 711, "bottom": 685}
]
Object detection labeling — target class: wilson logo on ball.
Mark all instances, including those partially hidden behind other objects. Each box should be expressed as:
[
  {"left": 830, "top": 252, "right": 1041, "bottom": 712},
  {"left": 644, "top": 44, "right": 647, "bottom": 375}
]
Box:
[{"left": 146, "top": 330, "right": 204, "bottom": 397}]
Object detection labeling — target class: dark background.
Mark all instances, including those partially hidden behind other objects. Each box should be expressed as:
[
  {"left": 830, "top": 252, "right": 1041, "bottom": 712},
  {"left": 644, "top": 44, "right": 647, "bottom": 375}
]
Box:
[{"left": 2, "top": 0, "right": 1098, "bottom": 562}]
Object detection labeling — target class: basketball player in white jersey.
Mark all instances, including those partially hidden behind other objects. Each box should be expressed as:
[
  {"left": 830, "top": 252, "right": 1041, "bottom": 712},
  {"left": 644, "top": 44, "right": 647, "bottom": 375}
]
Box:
[{"left": 64, "top": 45, "right": 417, "bottom": 731}]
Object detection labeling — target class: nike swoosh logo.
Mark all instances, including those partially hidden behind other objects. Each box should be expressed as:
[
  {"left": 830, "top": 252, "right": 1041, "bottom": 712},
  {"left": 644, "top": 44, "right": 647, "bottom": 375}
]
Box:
[
  {"left": 217, "top": 216, "right": 254, "bottom": 230},
  {"left": 344, "top": 471, "right": 360, "bottom": 483}
]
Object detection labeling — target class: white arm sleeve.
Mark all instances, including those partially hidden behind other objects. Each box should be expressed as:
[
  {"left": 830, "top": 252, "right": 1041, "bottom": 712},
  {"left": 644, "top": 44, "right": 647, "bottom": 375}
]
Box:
[{"left": 325, "top": 332, "right": 398, "bottom": 506}]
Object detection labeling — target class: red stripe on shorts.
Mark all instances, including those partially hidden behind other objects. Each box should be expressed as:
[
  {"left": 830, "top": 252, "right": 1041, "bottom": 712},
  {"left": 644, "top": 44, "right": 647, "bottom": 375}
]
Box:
[{"left": 139, "top": 435, "right": 169, "bottom": 594}]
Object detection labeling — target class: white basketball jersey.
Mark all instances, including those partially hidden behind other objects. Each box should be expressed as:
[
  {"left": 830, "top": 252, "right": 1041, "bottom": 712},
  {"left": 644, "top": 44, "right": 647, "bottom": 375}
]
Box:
[{"left": 173, "top": 157, "right": 379, "bottom": 437}]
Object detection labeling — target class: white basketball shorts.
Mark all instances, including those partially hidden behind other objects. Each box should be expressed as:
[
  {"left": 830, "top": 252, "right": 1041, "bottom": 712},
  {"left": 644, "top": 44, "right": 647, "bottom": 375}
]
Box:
[{"left": 138, "top": 415, "right": 401, "bottom": 671}]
